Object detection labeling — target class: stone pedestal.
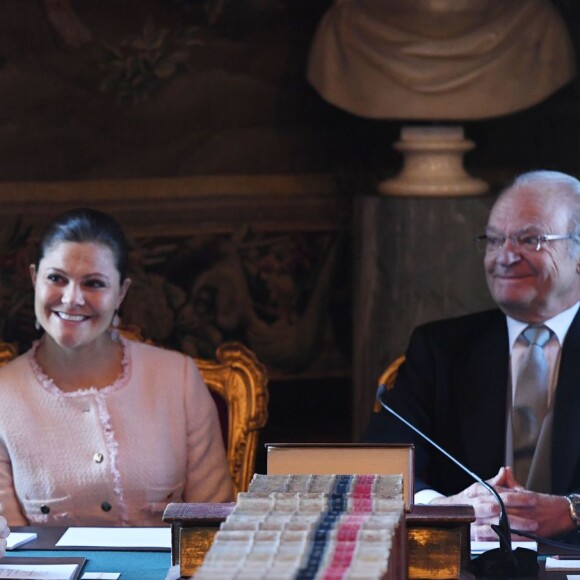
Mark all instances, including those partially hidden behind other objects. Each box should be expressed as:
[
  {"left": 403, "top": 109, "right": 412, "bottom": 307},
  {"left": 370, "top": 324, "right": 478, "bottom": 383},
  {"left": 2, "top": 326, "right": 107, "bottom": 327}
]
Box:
[
  {"left": 353, "top": 193, "right": 496, "bottom": 439},
  {"left": 378, "top": 126, "right": 489, "bottom": 197}
]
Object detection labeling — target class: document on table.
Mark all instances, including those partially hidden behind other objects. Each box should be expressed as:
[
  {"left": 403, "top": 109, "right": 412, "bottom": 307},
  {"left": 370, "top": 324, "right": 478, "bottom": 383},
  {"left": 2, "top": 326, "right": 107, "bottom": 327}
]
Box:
[
  {"left": 471, "top": 540, "right": 537, "bottom": 555},
  {"left": 0, "top": 563, "right": 79, "bottom": 579},
  {"left": 55, "top": 527, "right": 171, "bottom": 549},
  {"left": 0, "top": 557, "right": 85, "bottom": 580},
  {"left": 545, "top": 556, "right": 580, "bottom": 571},
  {"left": 5, "top": 533, "right": 37, "bottom": 550}
]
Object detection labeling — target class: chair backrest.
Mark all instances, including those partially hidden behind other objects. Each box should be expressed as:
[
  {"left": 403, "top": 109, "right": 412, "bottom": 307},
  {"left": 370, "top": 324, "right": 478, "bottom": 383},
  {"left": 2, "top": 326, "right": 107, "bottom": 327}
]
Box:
[
  {"left": 194, "top": 342, "right": 269, "bottom": 495},
  {"left": 372, "top": 355, "right": 405, "bottom": 413},
  {"left": 0, "top": 342, "right": 17, "bottom": 367}
]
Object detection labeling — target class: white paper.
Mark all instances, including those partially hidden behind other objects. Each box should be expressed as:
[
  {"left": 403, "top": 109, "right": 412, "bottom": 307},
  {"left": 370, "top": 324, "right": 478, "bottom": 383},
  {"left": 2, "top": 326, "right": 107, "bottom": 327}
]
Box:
[
  {"left": 55, "top": 527, "right": 171, "bottom": 549},
  {"left": 5, "top": 533, "right": 37, "bottom": 550},
  {"left": 0, "top": 563, "right": 78, "bottom": 579},
  {"left": 545, "top": 556, "right": 580, "bottom": 571},
  {"left": 471, "top": 540, "right": 537, "bottom": 555},
  {"left": 81, "top": 573, "right": 120, "bottom": 579}
]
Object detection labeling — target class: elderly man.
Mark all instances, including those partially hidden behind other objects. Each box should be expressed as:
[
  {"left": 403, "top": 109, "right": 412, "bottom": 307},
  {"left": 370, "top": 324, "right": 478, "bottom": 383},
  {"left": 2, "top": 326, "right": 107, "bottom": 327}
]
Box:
[{"left": 365, "top": 170, "right": 580, "bottom": 540}]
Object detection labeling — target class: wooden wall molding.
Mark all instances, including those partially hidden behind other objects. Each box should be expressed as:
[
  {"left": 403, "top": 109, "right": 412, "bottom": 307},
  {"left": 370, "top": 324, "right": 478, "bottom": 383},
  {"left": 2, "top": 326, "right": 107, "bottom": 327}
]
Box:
[{"left": 0, "top": 174, "right": 346, "bottom": 236}]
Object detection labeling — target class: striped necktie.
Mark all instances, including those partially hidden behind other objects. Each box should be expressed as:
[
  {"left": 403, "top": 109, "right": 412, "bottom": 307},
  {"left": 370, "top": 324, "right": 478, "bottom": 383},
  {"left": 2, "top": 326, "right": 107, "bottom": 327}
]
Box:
[{"left": 512, "top": 324, "right": 552, "bottom": 485}]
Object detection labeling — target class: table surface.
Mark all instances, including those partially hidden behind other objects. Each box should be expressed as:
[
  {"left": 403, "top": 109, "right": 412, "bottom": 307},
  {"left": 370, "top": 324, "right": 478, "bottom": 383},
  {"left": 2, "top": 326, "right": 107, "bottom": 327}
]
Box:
[
  {"left": 5, "top": 524, "right": 580, "bottom": 579},
  {"left": 6, "top": 526, "right": 172, "bottom": 580}
]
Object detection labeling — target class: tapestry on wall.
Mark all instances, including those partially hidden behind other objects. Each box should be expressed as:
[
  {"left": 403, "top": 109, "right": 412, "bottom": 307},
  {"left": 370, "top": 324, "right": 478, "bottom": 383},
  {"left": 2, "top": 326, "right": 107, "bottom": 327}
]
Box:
[{"left": 0, "top": 220, "right": 351, "bottom": 378}]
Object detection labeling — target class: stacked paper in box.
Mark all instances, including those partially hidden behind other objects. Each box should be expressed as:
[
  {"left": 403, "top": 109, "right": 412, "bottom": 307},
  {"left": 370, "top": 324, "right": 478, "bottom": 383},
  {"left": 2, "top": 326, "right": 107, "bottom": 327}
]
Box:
[{"left": 194, "top": 474, "right": 406, "bottom": 579}]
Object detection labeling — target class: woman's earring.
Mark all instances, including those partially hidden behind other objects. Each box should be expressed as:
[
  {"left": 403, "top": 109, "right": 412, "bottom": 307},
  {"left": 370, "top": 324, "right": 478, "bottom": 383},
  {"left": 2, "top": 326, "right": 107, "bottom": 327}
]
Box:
[
  {"left": 110, "top": 310, "right": 120, "bottom": 340},
  {"left": 35, "top": 319, "right": 41, "bottom": 332}
]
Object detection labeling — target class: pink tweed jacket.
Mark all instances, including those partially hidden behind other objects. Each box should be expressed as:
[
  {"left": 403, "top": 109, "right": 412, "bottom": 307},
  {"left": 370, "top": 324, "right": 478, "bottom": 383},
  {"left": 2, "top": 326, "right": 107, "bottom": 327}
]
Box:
[{"left": 0, "top": 337, "right": 233, "bottom": 526}]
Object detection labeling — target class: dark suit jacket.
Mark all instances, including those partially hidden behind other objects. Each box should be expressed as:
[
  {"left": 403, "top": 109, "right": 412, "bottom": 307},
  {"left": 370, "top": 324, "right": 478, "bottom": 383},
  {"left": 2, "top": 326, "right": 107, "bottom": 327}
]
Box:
[{"left": 364, "top": 308, "right": 580, "bottom": 497}]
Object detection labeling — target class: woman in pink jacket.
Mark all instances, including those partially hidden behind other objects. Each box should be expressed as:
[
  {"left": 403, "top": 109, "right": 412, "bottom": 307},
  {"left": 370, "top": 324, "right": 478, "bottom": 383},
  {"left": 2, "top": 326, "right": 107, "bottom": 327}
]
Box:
[{"left": 0, "top": 208, "right": 233, "bottom": 526}]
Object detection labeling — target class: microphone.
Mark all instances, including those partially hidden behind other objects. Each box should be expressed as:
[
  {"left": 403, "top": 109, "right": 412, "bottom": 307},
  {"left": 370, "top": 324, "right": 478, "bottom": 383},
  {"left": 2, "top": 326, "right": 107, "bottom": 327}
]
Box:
[{"left": 376, "top": 384, "right": 538, "bottom": 578}]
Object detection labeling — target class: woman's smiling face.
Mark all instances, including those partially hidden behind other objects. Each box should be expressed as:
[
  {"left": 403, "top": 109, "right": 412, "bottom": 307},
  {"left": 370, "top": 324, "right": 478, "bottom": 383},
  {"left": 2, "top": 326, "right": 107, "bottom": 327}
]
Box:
[{"left": 30, "top": 241, "right": 131, "bottom": 351}]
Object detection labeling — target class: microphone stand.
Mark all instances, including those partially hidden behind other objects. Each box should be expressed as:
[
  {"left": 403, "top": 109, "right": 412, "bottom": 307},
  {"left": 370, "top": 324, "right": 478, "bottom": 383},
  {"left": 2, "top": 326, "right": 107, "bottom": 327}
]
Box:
[{"left": 376, "top": 385, "right": 538, "bottom": 577}]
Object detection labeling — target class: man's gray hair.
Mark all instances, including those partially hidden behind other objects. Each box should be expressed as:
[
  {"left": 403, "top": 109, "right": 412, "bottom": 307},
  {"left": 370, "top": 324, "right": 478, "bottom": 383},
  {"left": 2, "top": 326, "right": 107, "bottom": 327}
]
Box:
[{"left": 506, "top": 170, "right": 580, "bottom": 254}]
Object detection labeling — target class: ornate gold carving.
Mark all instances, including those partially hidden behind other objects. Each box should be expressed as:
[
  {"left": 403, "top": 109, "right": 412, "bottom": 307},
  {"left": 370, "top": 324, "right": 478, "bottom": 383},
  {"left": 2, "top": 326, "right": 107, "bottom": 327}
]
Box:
[
  {"left": 0, "top": 342, "right": 17, "bottom": 367},
  {"left": 195, "top": 342, "right": 269, "bottom": 495}
]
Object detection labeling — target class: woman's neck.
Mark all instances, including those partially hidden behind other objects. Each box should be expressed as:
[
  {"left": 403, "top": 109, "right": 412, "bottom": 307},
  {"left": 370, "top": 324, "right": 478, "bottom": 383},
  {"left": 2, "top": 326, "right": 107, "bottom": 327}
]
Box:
[{"left": 36, "top": 334, "right": 124, "bottom": 392}]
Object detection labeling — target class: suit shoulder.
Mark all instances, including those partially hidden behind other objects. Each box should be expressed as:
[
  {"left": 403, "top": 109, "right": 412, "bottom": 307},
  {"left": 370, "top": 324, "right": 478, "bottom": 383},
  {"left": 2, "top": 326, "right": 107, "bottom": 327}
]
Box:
[{"left": 413, "top": 309, "right": 505, "bottom": 341}]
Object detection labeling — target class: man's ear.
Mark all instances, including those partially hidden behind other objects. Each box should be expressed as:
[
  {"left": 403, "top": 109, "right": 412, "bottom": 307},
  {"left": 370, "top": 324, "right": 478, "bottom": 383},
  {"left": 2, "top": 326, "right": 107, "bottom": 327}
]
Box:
[{"left": 29, "top": 264, "right": 37, "bottom": 286}]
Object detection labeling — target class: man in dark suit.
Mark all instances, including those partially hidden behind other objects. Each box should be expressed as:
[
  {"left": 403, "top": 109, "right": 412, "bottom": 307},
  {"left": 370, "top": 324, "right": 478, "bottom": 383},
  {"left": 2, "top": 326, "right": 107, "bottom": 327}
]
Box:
[{"left": 365, "top": 170, "right": 580, "bottom": 539}]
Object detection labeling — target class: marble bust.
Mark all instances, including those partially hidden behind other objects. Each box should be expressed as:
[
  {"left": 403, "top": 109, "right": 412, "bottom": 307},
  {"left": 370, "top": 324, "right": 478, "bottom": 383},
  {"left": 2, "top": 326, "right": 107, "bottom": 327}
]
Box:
[{"left": 307, "top": 0, "right": 575, "bottom": 120}]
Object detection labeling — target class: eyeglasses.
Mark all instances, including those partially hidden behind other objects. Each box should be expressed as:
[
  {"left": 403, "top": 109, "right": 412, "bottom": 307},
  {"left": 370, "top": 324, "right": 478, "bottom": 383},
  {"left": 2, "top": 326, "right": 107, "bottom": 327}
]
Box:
[{"left": 474, "top": 233, "right": 573, "bottom": 254}]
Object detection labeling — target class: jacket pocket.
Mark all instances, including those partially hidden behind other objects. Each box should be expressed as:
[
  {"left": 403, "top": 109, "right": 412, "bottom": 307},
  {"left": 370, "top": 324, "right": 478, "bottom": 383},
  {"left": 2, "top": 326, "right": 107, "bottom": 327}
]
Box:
[
  {"left": 20, "top": 495, "right": 77, "bottom": 524},
  {"left": 144, "top": 482, "right": 184, "bottom": 514}
]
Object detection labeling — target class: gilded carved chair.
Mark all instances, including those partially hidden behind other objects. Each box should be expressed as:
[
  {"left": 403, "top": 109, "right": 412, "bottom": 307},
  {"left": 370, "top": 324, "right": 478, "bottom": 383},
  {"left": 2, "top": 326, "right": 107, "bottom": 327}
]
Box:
[
  {"left": 118, "top": 327, "right": 269, "bottom": 496},
  {"left": 0, "top": 342, "right": 17, "bottom": 367},
  {"left": 372, "top": 355, "right": 405, "bottom": 413},
  {"left": 194, "top": 341, "right": 269, "bottom": 495}
]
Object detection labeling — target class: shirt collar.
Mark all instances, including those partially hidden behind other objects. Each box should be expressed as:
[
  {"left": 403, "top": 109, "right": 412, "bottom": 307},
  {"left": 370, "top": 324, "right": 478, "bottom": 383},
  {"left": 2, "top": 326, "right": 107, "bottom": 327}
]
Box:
[{"left": 506, "top": 301, "right": 580, "bottom": 352}]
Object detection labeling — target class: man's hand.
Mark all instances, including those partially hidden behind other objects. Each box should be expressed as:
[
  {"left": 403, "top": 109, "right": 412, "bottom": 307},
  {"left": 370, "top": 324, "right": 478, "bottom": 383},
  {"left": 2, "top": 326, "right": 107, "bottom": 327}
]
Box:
[
  {"left": 430, "top": 467, "right": 536, "bottom": 539},
  {"left": 430, "top": 467, "right": 576, "bottom": 539},
  {"left": 483, "top": 466, "right": 576, "bottom": 538},
  {"left": 503, "top": 491, "right": 576, "bottom": 539},
  {"left": 492, "top": 465, "right": 523, "bottom": 491},
  {"left": 0, "top": 515, "right": 9, "bottom": 558}
]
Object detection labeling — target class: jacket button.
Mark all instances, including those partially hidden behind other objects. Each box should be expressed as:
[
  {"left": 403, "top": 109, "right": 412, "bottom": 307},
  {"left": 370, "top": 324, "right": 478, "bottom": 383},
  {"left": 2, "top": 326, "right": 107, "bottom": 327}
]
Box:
[
  {"left": 101, "top": 501, "right": 112, "bottom": 512},
  {"left": 40, "top": 505, "right": 50, "bottom": 514},
  {"left": 93, "top": 453, "right": 104, "bottom": 463}
]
